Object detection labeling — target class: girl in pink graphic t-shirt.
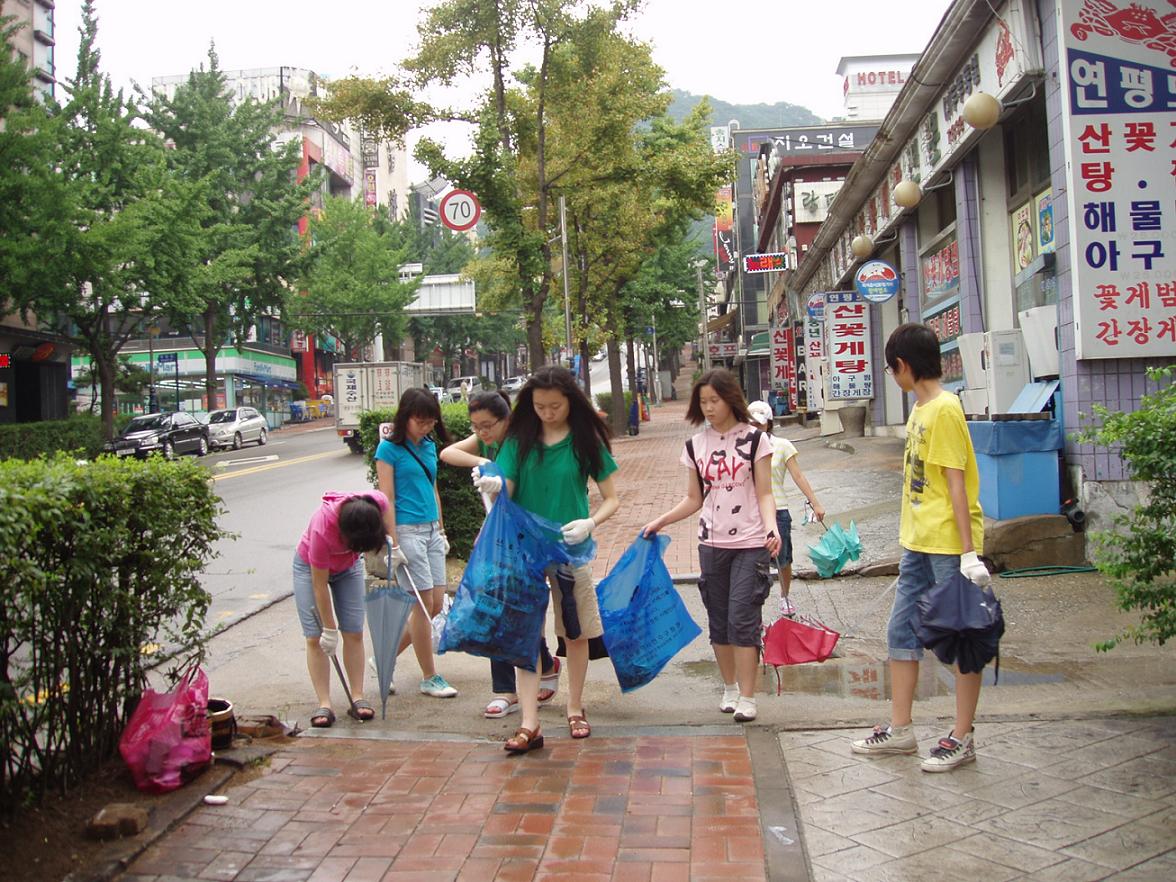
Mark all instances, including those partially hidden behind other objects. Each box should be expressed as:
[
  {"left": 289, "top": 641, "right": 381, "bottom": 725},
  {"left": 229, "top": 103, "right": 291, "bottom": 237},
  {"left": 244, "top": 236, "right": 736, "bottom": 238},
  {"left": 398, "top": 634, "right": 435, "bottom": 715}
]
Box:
[{"left": 642, "top": 368, "right": 780, "bottom": 723}]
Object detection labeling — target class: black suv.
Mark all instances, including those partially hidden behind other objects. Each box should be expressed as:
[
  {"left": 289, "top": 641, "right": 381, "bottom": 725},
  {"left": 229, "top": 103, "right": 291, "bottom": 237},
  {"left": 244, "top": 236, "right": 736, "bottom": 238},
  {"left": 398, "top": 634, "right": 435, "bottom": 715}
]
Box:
[{"left": 105, "top": 412, "right": 209, "bottom": 459}]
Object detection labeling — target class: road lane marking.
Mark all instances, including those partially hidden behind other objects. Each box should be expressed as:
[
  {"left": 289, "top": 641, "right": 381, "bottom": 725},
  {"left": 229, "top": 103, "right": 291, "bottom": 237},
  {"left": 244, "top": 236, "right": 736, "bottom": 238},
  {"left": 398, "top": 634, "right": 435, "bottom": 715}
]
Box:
[
  {"left": 213, "top": 449, "right": 345, "bottom": 480},
  {"left": 216, "top": 454, "right": 280, "bottom": 468}
]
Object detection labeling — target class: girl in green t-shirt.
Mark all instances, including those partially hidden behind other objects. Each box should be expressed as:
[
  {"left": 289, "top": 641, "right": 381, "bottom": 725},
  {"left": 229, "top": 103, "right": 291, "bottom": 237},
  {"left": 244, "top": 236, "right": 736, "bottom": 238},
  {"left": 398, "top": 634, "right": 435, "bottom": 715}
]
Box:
[
  {"left": 473, "top": 367, "right": 620, "bottom": 753},
  {"left": 440, "top": 390, "right": 562, "bottom": 720}
]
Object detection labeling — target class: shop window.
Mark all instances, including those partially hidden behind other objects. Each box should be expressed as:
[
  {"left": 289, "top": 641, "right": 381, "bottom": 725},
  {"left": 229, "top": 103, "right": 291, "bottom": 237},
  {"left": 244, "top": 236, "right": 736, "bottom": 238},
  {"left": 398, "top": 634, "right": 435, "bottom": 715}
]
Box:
[
  {"left": 1003, "top": 98, "right": 1050, "bottom": 205},
  {"left": 1004, "top": 97, "right": 1055, "bottom": 313}
]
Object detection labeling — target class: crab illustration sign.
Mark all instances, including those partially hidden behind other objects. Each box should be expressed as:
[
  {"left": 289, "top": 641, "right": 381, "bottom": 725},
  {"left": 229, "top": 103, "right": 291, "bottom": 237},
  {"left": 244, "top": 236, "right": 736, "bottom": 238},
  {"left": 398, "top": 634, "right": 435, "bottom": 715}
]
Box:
[
  {"left": 854, "top": 260, "right": 901, "bottom": 304},
  {"left": 1060, "top": 0, "right": 1176, "bottom": 359}
]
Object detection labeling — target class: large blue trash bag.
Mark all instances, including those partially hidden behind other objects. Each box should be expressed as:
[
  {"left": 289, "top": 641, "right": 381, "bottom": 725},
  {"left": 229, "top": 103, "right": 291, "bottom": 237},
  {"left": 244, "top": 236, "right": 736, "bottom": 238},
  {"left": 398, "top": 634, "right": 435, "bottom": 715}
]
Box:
[
  {"left": 595, "top": 533, "right": 702, "bottom": 692},
  {"left": 439, "top": 465, "right": 594, "bottom": 671}
]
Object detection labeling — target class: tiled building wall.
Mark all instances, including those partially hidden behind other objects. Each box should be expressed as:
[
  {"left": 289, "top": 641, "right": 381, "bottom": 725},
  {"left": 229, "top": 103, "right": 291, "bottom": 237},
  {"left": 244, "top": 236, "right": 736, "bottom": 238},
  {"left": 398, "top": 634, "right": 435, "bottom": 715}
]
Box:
[
  {"left": 955, "top": 156, "right": 986, "bottom": 335},
  {"left": 1039, "top": 0, "right": 1168, "bottom": 483}
]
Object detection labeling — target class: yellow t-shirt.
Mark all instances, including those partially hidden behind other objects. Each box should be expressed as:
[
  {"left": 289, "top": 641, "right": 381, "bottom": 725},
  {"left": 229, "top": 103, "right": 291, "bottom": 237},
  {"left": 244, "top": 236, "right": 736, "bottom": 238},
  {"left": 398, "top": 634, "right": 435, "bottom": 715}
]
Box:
[
  {"left": 899, "top": 391, "right": 984, "bottom": 555},
  {"left": 769, "top": 436, "right": 799, "bottom": 510}
]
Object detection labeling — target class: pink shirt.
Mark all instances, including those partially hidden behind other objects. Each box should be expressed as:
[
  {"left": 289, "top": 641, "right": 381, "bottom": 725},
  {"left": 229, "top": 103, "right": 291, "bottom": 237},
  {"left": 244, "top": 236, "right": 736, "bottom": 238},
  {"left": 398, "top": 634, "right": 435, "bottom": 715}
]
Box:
[
  {"left": 296, "top": 492, "right": 388, "bottom": 573},
  {"left": 679, "top": 424, "right": 772, "bottom": 549}
]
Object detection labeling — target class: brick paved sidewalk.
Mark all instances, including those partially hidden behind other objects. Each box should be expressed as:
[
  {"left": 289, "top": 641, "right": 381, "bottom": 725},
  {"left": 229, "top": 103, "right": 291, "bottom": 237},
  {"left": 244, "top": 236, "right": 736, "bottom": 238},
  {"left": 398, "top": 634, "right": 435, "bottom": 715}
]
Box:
[{"left": 121, "top": 733, "right": 769, "bottom": 882}]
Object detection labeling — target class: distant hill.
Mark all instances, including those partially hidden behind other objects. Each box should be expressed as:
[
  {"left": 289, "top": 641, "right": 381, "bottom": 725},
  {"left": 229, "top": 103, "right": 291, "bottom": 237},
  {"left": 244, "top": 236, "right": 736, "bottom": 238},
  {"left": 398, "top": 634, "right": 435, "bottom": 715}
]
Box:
[{"left": 666, "top": 88, "right": 822, "bottom": 130}]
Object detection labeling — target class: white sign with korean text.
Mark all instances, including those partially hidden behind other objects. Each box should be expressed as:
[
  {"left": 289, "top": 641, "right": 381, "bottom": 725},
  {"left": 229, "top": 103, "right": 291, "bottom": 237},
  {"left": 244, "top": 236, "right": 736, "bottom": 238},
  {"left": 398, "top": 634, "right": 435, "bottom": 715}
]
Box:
[
  {"left": 337, "top": 366, "right": 366, "bottom": 428},
  {"left": 792, "top": 180, "right": 844, "bottom": 224},
  {"left": 708, "top": 341, "right": 738, "bottom": 359},
  {"left": 1059, "top": 0, "right": 1176, "bottom": 359},
  {"left": 805, "top": 313, "right": 824, "bottom": 413},
  {"left": 825, "top": 292, "right": 873, "bottom": 401}
]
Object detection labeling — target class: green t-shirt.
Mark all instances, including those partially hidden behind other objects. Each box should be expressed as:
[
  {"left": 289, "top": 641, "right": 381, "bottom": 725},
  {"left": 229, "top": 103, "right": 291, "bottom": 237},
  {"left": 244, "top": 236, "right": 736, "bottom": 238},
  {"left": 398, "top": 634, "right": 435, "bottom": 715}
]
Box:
[
  {"left": 478, "top": 439, "right": 501, "bottom": 461},
  {"left": 496, "top": 434, "right": 617, "bottom": 524}
]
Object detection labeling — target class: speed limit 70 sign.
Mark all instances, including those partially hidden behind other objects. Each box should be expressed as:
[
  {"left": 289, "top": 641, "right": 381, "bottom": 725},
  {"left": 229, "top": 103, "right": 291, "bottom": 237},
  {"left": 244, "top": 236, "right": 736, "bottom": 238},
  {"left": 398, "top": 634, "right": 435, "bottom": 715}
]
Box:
[{"left": 439, "top": 189, "right": 482, "bottom": 232}]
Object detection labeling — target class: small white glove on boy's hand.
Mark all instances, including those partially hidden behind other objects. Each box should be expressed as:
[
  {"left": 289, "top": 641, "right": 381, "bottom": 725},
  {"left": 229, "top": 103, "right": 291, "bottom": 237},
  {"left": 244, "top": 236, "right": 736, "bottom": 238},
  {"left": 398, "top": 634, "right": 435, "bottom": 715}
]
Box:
[
  {"left": 471, "top": 467, "right": 503, "bottom": 494},
  {"left": 438, "top": 530, "right": 450, "bottom": 556},
  {"left": 561, "top": 518, "right": 595, "bottom": 545},
  {"left": 387, "top": 544, "right": 408, "bottom": 570},
  {"left": 960, "top": 551, "right": 991, "bottom": 587},
  {"left": 318, "top": 627, "right": 339, "bottom": 656}
]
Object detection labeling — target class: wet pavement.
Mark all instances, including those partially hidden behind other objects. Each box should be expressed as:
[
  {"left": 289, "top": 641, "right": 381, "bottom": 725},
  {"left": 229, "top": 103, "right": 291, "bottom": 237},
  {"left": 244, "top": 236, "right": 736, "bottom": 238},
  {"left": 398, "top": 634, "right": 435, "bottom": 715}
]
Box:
[{"left": 127, "top": 354, "right": 1176, "bottom": 881}]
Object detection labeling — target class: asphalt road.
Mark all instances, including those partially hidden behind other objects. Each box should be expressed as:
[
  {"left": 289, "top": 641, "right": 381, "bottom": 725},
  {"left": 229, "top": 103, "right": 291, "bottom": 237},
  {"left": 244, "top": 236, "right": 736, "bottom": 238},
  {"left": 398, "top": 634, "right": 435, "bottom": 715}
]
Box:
[{"left": 199, "top": 426, "right": 370, "bottom": 628}]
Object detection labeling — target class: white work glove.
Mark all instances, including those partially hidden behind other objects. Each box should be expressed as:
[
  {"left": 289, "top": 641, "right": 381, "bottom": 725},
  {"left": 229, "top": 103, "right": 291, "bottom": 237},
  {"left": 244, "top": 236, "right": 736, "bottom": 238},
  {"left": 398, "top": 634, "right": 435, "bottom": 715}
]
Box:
[
  {"left": 438, "top": 530, "right": 450, "bottom": 556},
  {"left": 318, "top": 627, "right": 339, "bottom": 656},
  {"left": 471, "top": 467, "right": 503, "bottom": 494},
  {"left": 960, "top": 551, "right": 991, "bottom": 587},
  {"left": 561, "top": 518, "right": 596, "bottom": 545},
  {"left": 387, "top": 544, "right": 408, "bottom": 570}
]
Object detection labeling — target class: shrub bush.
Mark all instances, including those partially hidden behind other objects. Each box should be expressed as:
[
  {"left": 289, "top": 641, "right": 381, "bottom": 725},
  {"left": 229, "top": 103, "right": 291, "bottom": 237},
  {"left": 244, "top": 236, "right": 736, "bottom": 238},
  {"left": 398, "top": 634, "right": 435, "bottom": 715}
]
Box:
[
  {"left": 0, "top": 454, "right": 226, "bottom": 809},
  {"left": 0, "top": 413, "right": 136, "bottom": 461},
  {"left": 358, "top": 403, "right": 485, "bottom": 561},
  {"left": 1078, "top": 365, "right": 1176, "bottom": 650},
  {"left": 594, "top": 390, "right": 633, "bottom": 417}
]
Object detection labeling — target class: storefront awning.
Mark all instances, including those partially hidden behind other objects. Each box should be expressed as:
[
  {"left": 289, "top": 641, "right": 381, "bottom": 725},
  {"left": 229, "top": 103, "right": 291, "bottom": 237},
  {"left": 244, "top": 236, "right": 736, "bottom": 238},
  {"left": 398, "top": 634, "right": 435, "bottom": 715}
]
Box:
[
  {"left": 746, "top": 332, "right": 770, "bottom": 357},
  {"left": 236, "top": 372, "right": 301, "bottom": 390},
  {"left": 707, "top": 308, "right": 738, "bottom": 333}
]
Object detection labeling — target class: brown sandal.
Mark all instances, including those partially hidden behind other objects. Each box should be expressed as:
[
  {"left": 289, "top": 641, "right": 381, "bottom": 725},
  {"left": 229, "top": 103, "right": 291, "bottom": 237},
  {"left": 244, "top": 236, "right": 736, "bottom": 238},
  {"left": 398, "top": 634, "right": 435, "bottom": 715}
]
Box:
[
  {"left": 504, "top": 726, "right": 544, "bottom": 753},
  {"left": 567, "top": 711, "right": 591, "bottom": 739}
]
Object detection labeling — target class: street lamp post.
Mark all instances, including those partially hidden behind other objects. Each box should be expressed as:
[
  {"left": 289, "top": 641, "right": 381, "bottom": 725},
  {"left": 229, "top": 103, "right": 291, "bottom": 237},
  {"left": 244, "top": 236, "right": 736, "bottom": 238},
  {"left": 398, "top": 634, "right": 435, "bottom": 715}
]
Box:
[
  {"left": 559, "top": 195, "right": 573, "bottom": 373},
  {"left": 146, "top": 322, "right": 161, "bottom": 412},
  {"left": 693, "top": 259, "right": 711, "bottom": 372},
  {"left": 650, "top": 314, "right": 660, "bottom": 405}
]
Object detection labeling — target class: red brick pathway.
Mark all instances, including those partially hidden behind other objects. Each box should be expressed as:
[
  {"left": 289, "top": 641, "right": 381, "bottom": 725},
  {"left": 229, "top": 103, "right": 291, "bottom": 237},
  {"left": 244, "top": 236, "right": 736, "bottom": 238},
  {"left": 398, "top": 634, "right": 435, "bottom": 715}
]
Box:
[{"left": 122, "top": 733, "right": 766, "bottom": 882}]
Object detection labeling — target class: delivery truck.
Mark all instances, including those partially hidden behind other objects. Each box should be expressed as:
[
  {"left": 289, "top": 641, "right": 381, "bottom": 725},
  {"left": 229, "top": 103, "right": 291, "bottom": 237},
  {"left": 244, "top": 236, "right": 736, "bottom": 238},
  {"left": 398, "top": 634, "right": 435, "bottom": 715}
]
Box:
[{"left": 332, "top": 361, "right": 427, "bottom": 454}]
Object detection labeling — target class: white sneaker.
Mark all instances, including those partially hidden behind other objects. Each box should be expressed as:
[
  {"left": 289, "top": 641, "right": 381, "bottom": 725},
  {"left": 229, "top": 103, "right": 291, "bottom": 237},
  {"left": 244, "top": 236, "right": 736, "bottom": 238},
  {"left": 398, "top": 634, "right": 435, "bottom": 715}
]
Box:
[
  {"left": 921, "top": 730, "right": 976, "bottom": 772},
  {"left": 778, "top": 596, "right": 797, "bottom": 617},
  {"left": 419, "top": 674, "right": 457, "bottom": 698},
  {"left": 733, "top": 697, "right": 757, "bottom": 722},
  {"left": 367, "top": 657, "right": 394, "bottom": 694},
  {"left": 851, "top": 723, "right": 918, "bottom": 755},
  {"left": 719, "top": 685, "right": 739, "bottom": 713}
]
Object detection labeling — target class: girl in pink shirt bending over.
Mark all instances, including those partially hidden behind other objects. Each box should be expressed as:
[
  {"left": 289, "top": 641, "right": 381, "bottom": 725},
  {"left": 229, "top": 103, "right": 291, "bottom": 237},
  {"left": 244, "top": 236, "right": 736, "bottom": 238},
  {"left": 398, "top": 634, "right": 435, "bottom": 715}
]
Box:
[
  {"left": 294, "top": 492, "right": 392, "bottom": 727},
  {"left": 642, "top": 369, "right": 780, "bottom": 723}
]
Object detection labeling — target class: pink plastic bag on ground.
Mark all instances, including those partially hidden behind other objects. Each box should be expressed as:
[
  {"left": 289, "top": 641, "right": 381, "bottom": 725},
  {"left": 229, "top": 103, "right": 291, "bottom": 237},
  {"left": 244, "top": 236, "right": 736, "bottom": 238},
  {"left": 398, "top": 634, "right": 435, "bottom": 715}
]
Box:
[{"left": 118, "top": 666, "right": 212, "bottom": 794}]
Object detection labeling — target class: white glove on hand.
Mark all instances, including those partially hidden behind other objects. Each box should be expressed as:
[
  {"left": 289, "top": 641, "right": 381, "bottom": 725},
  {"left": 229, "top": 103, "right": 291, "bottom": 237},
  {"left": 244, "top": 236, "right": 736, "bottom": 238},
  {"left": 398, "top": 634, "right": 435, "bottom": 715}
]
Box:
[
  {"left": 318, "top": 627, "right": 339, "bottom": 656},
  {"left": 471, "top": 468, "right": 503, "bottom": 494},
  {"left": 387, "top": 544, "right": 408, "bottom": 570},
  {"left": 561, "top": 518, "right": 596, "bottom": 545},
  {"left": 960, "top": 551, "right": 991, "bottom": 587},
  {"left": 438, "top": 530, "right": 450, "bottom": 556}
]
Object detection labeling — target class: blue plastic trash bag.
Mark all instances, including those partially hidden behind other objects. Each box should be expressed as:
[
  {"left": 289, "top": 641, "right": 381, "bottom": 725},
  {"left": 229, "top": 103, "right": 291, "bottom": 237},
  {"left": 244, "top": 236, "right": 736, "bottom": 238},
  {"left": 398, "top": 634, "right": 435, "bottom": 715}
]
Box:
[
  {"left": 439, "top": 465, "right": 594, "bottom": 671},
  {"left": 595, "top": 533, "right": 702, "bottom": 692}
]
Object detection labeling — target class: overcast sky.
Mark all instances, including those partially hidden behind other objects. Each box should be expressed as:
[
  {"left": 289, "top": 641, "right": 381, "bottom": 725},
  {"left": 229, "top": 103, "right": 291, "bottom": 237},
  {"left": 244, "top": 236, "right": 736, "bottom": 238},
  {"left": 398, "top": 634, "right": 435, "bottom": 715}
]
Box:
[{"left": 52, "top": 0, "right": 950, "bottom": 174}]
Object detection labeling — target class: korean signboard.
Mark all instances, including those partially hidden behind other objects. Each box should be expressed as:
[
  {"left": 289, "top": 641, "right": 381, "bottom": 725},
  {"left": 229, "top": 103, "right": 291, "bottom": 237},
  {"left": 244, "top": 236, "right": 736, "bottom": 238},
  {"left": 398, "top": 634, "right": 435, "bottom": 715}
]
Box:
[
  {"left": 364, "top": 168, "right": 378, "bottom": 207},
  {"left": 769, "top": 323, "right": 797, "bottom": 410},
  {"left": 1059, "top": 0, "right": 1176, "bottom": 359},
  {"left": 743, "top": 252, "right": 790, "bottom": 274},
  {"left": 805, "top": 310, "right": 824, "bottom": 413},
  {"left": 713, "top": 185, "right": 734, "bottom": 275},
  {"left": 708, "top": 341, "right": 738, "bottom": 359},
  {"left": 825, "top": 291, "right": 873, "bottom": 401},
  {"left": 793, "top": 180, "right": 844, "bottom": 224},
  {"left": 742, "top": 125, "right": 879, "bottom": 158}
]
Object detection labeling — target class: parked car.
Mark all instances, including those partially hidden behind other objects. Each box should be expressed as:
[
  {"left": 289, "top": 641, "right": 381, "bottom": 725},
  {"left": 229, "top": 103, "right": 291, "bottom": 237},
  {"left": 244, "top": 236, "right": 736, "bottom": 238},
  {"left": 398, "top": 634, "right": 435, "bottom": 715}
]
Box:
[
  {"left": 444, "top": 375, "right": 481, "bottom": 402},
  {"left": 429, "top": 385, "right": 445, "bottom": 402},
  {"left": 206, "top": 406, "right": 269, "bottom": 450},
  {"left": 500, "top": 375, "right": 528, "bottom": 395},
  {"left": 105, "top": 411, "right": 209, "bottom": 459},
  {"left": 591, "top": 348, "right": 607, "bottom": 362}
]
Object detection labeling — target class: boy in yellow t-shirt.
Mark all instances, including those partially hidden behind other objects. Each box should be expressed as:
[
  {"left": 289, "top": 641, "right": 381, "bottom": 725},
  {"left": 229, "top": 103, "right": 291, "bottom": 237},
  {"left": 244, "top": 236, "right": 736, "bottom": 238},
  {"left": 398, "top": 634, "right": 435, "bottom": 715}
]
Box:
[{"left": 851, "top": 323, "right": 990, "bottom": 773}]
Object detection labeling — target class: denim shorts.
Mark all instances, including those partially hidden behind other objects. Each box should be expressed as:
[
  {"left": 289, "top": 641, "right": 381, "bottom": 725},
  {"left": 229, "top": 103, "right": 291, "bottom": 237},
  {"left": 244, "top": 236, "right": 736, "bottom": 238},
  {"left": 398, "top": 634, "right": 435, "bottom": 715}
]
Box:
[
  {"left": 398, "top": 521, "right": 447, "bottom": 591},
  {"left": 292, "top": 551, "right": 366, "bottom": 637},
  {"left": 774, "top": 509, "right": 794, "bottom": 568},
  {"left": 698, "top": 545, "right": 772, "bottom": 647},
  {"left": 888, "top": 548, "right": 961, "bottom": 661}
]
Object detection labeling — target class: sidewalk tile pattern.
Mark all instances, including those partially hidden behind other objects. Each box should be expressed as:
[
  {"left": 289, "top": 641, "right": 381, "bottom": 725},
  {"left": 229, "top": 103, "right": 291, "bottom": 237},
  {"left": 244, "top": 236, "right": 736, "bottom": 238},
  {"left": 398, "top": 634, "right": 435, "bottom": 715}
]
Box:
[
  {"left": 122, "top": 734, "right": 769, "bottom": 882},
  {"left": 784, "top": 717, "right": 1176, "bottom": 882}
]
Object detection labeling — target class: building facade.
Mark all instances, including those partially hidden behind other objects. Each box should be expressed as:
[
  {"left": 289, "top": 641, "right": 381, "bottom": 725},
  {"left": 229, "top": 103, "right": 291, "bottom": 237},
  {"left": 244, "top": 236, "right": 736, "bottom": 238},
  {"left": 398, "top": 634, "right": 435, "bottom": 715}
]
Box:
[{"left": 789, "top": 0, "right": 1175, "bottom": 523}]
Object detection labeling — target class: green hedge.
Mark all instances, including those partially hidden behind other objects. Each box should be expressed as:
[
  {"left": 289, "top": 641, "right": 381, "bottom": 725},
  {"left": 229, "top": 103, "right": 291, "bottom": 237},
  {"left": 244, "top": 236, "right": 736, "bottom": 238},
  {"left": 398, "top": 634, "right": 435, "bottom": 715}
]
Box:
[
  {"left": 359, "top": 403, "right": 485, "bottom": 561},
  {"left": 0, "top": 454, "right": 226, "bottom": 809},
  {"left": 594, "top": 390, "right": 633, "bottom": 417},
  {"left": 0, "top": 413, "right": 135, "bottom": 461}
]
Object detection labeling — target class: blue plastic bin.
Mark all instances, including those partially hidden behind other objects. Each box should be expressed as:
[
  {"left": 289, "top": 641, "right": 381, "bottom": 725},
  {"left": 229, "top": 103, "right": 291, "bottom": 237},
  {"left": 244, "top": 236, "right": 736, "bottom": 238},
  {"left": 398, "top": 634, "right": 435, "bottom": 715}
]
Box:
[{"left": 968, "top": 419, "right": 1063, "bottom": 521}]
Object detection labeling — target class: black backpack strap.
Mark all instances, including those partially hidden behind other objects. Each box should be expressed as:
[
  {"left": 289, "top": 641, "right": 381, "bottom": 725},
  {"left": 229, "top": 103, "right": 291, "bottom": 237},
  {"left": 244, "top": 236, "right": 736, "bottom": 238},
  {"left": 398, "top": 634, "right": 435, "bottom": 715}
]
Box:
[
  {"left": 686, "top": 437, "right": 705, "bottom": 496},
  {"left": 398, "top": 442, "right": 435, "bottom": 485},
  {"left": 750, "top": 428, "right": 762, "bottom": 488}
]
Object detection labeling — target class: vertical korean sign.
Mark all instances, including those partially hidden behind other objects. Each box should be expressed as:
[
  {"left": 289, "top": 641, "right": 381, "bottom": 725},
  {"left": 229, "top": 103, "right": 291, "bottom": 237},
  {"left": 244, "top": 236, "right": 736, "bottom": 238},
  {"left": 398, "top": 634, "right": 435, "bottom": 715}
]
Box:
[
  {"left": 713, "top": 185, "right": 734, "bottom": 276},
  {"left": 805, "top": 295, "right": 825, "bottom": 413},
  {"left": 769, "top": 323, "right": 796, "bottom": 408},
  {"left": 1060, "top": 0, "right": 1176, "bottom": 358},
  {"left": 825, "top": 292, "right": 873, "bottom": 400}
]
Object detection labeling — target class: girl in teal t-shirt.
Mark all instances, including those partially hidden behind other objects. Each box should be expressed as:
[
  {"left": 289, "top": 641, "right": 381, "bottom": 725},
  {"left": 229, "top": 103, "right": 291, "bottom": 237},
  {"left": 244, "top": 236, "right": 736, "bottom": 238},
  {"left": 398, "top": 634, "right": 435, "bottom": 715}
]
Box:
[
  {"left": 440, "top": 390, "right": 561, "bottom": 719},
  {"left": 473, "top": 367, "right": 620, "bottom": 753}
]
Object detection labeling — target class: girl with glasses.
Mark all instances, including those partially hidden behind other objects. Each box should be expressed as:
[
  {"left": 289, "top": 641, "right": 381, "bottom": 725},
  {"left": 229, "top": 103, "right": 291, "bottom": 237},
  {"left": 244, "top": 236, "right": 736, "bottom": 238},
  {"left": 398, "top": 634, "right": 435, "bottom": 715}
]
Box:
[
  {"left": 440, "top": 389, "right": 563, "bottom": 721},
  {"left": 374, "top": 388, "right": 458, "bottom": 699}
]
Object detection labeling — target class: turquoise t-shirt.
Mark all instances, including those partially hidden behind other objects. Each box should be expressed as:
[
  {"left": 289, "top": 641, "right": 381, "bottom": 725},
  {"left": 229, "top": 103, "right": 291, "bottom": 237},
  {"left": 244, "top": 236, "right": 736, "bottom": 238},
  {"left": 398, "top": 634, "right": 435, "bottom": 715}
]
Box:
[
  {"left": 496, "top": 434, "right": 617, "bottom": 524},
  {"left": 374, "top": 436, "right": 439, "bottom": 524}
]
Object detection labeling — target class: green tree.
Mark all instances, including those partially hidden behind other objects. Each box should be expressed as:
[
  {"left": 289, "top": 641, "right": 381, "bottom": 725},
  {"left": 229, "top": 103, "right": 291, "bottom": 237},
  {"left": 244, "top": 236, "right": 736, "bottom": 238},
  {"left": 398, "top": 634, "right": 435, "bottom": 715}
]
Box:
[
  {"left": 144, "top": 47, "right": 310, "bottom": 403},
  {"left": 18, "top": 2, "right": 206, "bottom": 439},
  {"left": 1078, "top": 365, "right": 1176, "bottom": 650},
  {"left": 293, "top": 196, "right": 417, "bottom": 358}
]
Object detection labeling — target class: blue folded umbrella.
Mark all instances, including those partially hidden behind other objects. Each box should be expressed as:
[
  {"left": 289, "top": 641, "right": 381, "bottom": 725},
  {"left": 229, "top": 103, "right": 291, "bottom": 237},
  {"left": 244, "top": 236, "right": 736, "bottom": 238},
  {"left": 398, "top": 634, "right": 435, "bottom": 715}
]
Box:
[
  {"left": 916, "top": 570, "right": 1005, "bottom": 679},
  {"left": 807, "top": 520, "right": 862, "bottom": 578}
]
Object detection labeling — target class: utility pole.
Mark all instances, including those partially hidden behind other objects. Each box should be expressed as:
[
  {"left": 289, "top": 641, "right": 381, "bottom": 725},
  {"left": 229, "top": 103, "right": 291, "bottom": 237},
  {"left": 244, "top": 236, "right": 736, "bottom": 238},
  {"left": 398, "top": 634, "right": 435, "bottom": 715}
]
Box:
[
  {"left": 559, "top": 195, "right": 573, "bottom": 373},
  {"left": 694, "top": 260, "right": 711, "bottom": 372},
  {"left": 651, "top": 314, "right": 660, "bottom": 405}
]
